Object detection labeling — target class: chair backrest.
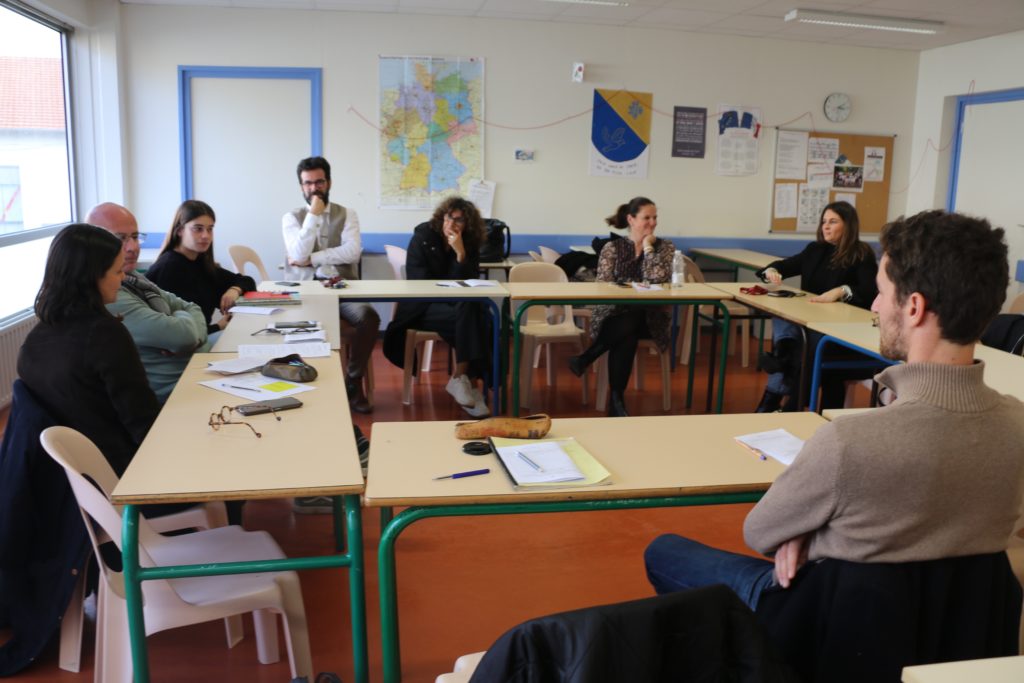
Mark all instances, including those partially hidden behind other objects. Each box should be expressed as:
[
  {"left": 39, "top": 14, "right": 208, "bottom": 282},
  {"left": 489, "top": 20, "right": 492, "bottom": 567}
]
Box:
[
  {"left": 756, "top": 554, "right": 1023, "bottom": 682},
  {"left": 1009, "top": 293, "right": 1024, "bottom": 314},
  {"left": 538, "top": 246, "right": 560, "bottom": 264},
  {"left": 40, "top": 427, "right": 173, "bottom": 601},
  {"left": 384, "top": 245, "right": 407, "bottom": 281},
  {"left": 682, "top": 255, "right": 705, "bottom": 284},
  {"left": 528, "top": 251, "right": 542, "bottom": 263},
  {"left": 509, "top": 262, "right": 572, "bottom": 325},
  {"left": 228, "top": 245, "right": 270, "bottom": 282}
]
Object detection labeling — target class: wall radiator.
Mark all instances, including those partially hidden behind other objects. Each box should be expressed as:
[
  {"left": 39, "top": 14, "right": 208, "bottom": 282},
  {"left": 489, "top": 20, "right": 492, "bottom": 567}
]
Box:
[{"left": 0, "top": 312, "right": 37, "bottom": 408}]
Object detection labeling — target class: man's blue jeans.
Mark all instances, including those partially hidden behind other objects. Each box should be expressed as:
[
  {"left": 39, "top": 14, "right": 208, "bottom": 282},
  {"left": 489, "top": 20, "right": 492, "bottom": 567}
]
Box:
[
  {"left": 766, "top": 318, "right": 801, "bottom": 395},
  {"left": 644, "top": 534, "right": 776, "bottom": 610}
]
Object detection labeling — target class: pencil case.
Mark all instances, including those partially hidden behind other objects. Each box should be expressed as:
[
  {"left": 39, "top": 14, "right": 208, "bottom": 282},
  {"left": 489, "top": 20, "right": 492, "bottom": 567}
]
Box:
[
  {"left": 454, "top": 414, "right": 552, "bottom": 440},
  {"left": 260, "top": 354, "right": 318, "bottom": 382}
]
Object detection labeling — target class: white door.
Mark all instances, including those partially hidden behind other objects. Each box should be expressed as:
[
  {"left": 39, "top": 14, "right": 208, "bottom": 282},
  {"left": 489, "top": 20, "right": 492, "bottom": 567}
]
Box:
[
  {"left": 190, "top": 76, "right": 312, "bottom": 282},
  {"left": 954, "top": 97, "right": 1024, "bottom": 309}
]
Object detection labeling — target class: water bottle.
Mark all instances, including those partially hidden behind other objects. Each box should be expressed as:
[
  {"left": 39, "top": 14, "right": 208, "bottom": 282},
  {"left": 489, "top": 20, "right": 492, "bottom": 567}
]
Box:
[{"left": 671, "top": 250, "right": 685, "bottom": 288}]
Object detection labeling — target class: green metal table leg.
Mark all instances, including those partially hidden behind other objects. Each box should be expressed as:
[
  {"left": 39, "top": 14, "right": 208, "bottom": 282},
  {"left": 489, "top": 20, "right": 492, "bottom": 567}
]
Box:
[
  {"left": 333, "top": 495, "right": 346, "bottom": 552},
  {"left": 345, "top": 495, "right": 369, "bottom": 683},
  {"left": 714, "top": 303, "right": 731, "bottom": 414},
  {"left": 122, "top": 504, "right": 150, "bottom": 683}
]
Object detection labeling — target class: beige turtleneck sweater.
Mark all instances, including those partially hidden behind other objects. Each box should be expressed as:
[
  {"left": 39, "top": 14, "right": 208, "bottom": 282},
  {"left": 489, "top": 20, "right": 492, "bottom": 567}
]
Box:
[{"left": 744, "top": 361, "right": 1024, "bottom": 563}]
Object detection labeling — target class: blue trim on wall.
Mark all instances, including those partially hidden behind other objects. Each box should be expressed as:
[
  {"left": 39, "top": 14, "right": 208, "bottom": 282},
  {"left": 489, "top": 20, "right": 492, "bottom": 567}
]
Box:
[
  {"left": 177, "top": 66, "right": 323, "bottom": 202},
  {"left": 1016, "top": 260, "right": 1024, "bottom": 284},
  {"left": 947, "top": 87, "right": 1024, "bottom": 212}
]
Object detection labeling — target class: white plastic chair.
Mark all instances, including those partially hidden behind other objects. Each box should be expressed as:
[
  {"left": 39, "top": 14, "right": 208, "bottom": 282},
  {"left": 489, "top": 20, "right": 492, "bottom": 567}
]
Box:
[
  {"left": 436, "top": 651, "right": 486, "bottom": 682},
  {"left": 509, "top": 262, "right": 589, "bottom": 410},
  {"left": 41, "top": 427, "right": 313, "bottom": 682},
  {"left": 678, "top": 255, "right": 751, "bottom": 368},
  {"left": 538, "top": 245, "right": 560, "bottom": 264},
  {"left": 228, "top": 244, "right": 271, "bottom": 282},
  {"left": 384, "top": 244, "right": 451, "bottom": 404},
  {"left": 59, "top": 498, "right": 232, "bottom": 672},
  {"left": 527, "top": 250, "right": 543, "bottom": 263}
]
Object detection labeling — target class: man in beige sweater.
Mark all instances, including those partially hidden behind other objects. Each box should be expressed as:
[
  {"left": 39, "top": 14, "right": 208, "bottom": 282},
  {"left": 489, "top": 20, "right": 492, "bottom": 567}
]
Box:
[{"left": 645, "top": 209, "right": 1024, "bottom": 609}]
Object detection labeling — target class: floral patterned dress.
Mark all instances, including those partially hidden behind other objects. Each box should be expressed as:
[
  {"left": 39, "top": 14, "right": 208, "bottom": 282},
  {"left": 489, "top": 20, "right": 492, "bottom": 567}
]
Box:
[{"left": 591, "top": 237, "right": 675, "bottom": 351}]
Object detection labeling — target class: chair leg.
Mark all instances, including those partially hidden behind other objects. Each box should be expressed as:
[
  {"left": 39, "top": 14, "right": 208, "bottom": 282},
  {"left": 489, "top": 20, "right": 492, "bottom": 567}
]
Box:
[
  {"left": 660, "top": 350, "right": 671, "bottom": 411},
  {"left": 520, "top": 337, "right": 536, "bottom": 410},
  {"left": 99, "top": 579, "right": 132, "bottom": 683},
  {"left": 740, "top": 320, "right": 750, "bottom": 368},
  {"left": 679, "top": 307, "right": 694, "bottom": 365},
  {"left": 278, "top": 577, "right": 314, "bottom": 680},
  {"left": 58, "top": 569, "right": 86, "bottom": 672},
  {"left": 253, "top": 608, "right": 281, "bottom": 664},
  {"left": 545, "top": 345, "right": 555, "bottom": 386},
  {"left": 595, "top": 354, "right": 609, "bottom": 411},
  {"left": 402, "top": 330, "right": 417, "bottom": 405},
  {"left": 421, "top": 340, "right": 434, "bottom": 373},
  {"left": 224, "top": 614, "right": 244, "bottom": 648}
]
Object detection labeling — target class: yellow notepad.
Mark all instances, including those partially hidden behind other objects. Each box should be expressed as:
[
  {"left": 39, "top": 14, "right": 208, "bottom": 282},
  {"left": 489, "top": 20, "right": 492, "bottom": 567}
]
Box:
[{"left": 489, "top": 437, "right": 611, "bottom": 487}]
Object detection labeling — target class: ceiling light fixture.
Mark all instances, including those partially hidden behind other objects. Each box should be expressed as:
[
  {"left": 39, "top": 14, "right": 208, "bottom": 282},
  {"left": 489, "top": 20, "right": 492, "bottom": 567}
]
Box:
[
  {"left": 543, "top": 0, "right": 631, "bottom": 7},
  {"left": 784, "top": 9, "right": 944, "bottom": 35}
]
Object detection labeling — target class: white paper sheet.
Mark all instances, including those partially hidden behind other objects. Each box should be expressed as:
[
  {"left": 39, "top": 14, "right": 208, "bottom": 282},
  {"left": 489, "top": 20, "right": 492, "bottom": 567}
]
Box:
[
  {"left": 631, "top": 282, "right": 664, "bottom": 291},
  {"left": 283, "top": 330, "right": 327, "bottom": 343},
  {"left": 807, "top": 163, "right": 833, "bottom": 189},
  {"left": 734, "top": 429, "right": 806, "bottom": 466},
  {"left": 864, "top": 146, "right": 886, "bottom": 182},
  {"left": 237, "top": 342, "right": 332, "bottom": 358},
  {"left": 774, "top": 183, "right": 798, "bottom": 218},
  {"left": 229, "top": 306, "right": 282, "bottom": 315},
  {"left": 467, "top": 179, "right": 496, "bottom": 218},
  {"left": 494, "top": 441, "right": 584, "bottom": 484},
  {"left": 199, "top": 372, "right": 317, "bottom": 401},
  {"left": 808, "top": 137, "right": 839, "bottom": 163},
  {"left": 797, "top": 184, "right": 830, "bottom": 233},
  {"left": 205, "top": 357, "right": 266, "bottom": 375},
  {"left": 834, "top": 192, "right": 857, "bottom": 208},
  {"left": 774, "top": 130, "right": 808, "bottom": 180},
  {"left": 437, "top": 279, "right": 500, "bottom": 287}
]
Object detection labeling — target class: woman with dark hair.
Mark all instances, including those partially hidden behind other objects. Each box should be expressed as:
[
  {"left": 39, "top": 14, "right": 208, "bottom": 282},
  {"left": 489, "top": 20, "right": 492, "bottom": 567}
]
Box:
[
  {"left": 754, "top": 201, "right": 878, "bottom": 412},
  {"left": 567, "top": 197, "right": 674, "bottom": 417},
  {"left": 18, "top": 224, "right": 159, "bottom": 476},
  {"left": 382, "top": 196, "right": 492, "bottom": 417},
  {"left": 146, "top": 199, "right": 255, "bottom": 334}
]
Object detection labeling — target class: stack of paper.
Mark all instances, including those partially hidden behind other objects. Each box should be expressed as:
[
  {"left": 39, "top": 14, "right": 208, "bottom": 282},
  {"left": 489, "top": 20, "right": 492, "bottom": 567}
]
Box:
[
  {"left": 236, "top": 292, "right": 301, "bottom": 306},
  {"left": 437, "top": 279, "right": 500, "bottom": 288},
  {"left": 734, "top": 429, "right": 805, "bottom": 466},
  {"left": 490, "top": 437, "right": 611, "bottom": 487}
]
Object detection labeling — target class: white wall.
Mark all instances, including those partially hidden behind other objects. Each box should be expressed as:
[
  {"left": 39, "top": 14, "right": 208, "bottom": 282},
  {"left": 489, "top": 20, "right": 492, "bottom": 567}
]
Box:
[
  {"left": 907, "top": 30, "right": 1024, "bottom": 213},
  {"left": 117, "top": 5, "right": 918, "bottom": 244}
]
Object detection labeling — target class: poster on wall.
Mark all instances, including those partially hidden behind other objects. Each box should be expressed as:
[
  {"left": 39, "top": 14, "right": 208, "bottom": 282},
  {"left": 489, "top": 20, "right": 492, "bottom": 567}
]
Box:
[
  {"left": 715, "top": 104, "right": 761, "bottom": 176},
  {"left": 378, "top": 55, "right": 484, "bottom": 209},
  {"left": 864, "top": 146, "right": 886, "bottom": 181},
  {"left": 797, "top": 184, "right": 830, "bottom": 232},
  {"left": 589, "top": 88, "right": 652, "bottom": 178},
  {"left": 672, "top": 106, "right": 707, "bottom": 158},
  {"left": 774, "top": 129, "right": 808, "bottom": 180}
]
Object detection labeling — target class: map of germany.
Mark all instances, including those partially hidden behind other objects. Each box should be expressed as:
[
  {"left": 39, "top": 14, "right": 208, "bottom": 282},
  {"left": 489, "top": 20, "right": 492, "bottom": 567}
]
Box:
[{"left": 379, "top": 56, "right": 483, "bottom": 208}]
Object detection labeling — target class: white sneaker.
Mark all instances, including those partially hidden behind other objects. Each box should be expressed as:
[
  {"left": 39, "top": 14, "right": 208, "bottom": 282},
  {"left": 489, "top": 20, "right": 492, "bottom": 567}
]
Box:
[
  {"left": 446, "top": 374, "right": 475, "bottom": 407},
  {"left": 466, "top": 385, "right": 491, "bottom": 417}
]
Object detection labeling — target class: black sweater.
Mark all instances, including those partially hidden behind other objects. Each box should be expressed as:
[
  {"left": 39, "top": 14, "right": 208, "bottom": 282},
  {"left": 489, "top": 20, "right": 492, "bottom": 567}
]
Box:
[
  {"left": 18, "top": 313, "right": 159, "bottom": 476},
  {"left": 146, "top": 250, "right": 256, "bottom": 332},
  {"left": 757, "top": 241, "right": 878, "bottom": 309}
]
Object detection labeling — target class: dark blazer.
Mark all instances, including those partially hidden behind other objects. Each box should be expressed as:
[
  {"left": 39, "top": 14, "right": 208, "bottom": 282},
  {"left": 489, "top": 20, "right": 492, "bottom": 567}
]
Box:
[
  {"left": 145, "top": 250, "right": 256, "bottom": 333},
  {"left": 17, "top": 313, "right": 159, "bottom": 477},
  {"left": 0, "top": 381, "right": 90, "bottom": 676},
  {"left": 383, "top": 223, "right": 480, "bottom": 368},
  {"left": 755, "top": 554, "right": 1023, "bottom": 683},
  {"left": 470, "top": 585, "right": 799, "bottom": 683},
  {"left": 757, "top": 241, "right": 878, "bottom": 309}
]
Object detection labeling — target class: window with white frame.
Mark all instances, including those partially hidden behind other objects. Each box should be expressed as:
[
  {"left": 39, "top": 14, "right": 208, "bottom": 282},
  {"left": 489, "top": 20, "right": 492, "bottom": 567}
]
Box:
[{"left": 0, "top": 1, "right": 73, "bottom": 319}]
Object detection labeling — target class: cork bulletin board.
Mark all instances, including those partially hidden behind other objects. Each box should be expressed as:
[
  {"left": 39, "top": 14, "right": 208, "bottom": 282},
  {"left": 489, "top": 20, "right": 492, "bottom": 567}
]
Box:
[{"left": 770, "top": 129, "right": 894, "bottom": 234}]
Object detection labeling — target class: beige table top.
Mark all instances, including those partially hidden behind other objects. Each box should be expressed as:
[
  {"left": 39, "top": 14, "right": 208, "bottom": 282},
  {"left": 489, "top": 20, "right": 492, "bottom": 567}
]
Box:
[
  {"left": 261, "top": 279, "right": 509, "bottom": 300},
  {"left": 507, "top": 281, "right": 731, "bottom": 302},
  {"left": 214, "top": 295, "right": 342, "bottom": 351},
  {"left": 363, "top": 412, "right": 828, "bottom": 507},
  {"left": 902, "top": 656, "right": 1024, "bottom": 683},
  {"left": 689, "top": 248, "right": 778, "bottom": 271},
  {"left": 710, "top": 283, "right": 877, "bottom": 326},
  {"left": 809, "top": 321, "right": 1024, "bottom": 401},
  {"left": 112, "top": 352, "right": 363, "bottom": 505},
  {"left": 821, "top": 408, "right": 874, "bottom": 420}
]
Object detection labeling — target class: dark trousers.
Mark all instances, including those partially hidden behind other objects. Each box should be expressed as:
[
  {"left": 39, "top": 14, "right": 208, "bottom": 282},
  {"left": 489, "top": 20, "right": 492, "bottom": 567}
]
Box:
[
  {"left": 416, "top": 301, "right": 490, "bottom": 380},
  {"left": 339, "top": 302, "right": 380, "bottom": 380},
  {"left": 596, "top": 309, "right": 652, "bottom": 393}
]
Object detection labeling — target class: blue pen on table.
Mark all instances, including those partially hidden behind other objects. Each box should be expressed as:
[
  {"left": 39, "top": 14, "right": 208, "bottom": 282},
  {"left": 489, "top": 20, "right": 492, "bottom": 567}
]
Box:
[
  {"left": 516, "top": 450, "right": 543, "bottom": 472},
  {"left": 433, "top": 468, "right": 491, "bottom": 481},
  {"left": 227, "top": 384, "right": 260, "bottom": 392}
]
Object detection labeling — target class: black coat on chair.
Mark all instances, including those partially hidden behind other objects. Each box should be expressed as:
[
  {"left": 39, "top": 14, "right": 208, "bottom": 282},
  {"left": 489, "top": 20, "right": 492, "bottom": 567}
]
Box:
[{"left": 755, "top": 554, "right": 1023, "bottom": 683}]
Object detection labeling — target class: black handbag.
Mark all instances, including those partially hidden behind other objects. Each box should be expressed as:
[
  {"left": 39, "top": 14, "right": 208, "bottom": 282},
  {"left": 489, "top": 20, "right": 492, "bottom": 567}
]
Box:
[{"left": 479, "top": 218, "right": 511, "bottom": 262}]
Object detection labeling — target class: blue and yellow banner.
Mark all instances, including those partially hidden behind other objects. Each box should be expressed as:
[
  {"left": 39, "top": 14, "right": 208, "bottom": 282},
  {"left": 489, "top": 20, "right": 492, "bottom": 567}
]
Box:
[{"left": 590, "top": 89, "right": 652, "bottom": 177}]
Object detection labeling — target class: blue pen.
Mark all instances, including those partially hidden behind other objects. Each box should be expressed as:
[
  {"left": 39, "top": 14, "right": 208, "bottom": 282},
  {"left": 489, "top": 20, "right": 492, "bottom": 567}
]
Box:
[
  {"left": 516, "top": 451, "right": 543, "bottom": 472},
  {"left": 433, "top": 468, "right": 490, "bottom": 481}
]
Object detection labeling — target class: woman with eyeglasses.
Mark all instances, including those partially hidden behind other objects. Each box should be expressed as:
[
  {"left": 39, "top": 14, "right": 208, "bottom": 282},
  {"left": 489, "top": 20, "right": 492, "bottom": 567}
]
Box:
[
  {"left": 146, "top": 199, "right": 256, "bottom": 335},
  {"left": 568, "top": 196, "right": 674, "bottom": 417},
  {"left": 753, "top": 201, "right": 878, "bottom": 412},
  {"left": 18, "top": 224, "right": 159, "bottom": 476},
  {"left": 382, "top": 196, "right": 492, "bottom": 417}
]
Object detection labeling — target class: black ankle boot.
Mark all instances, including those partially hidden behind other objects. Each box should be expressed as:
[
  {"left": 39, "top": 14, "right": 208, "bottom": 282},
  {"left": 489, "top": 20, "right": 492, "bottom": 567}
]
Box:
[
  {"left": 607, "top": 391, "right": 629, "bottom": 417},
  {"left": 569, "top": 341, "right": 609, "bottom": 378},
  {"left": 754, "top": 389, "right": 784, "bottom": 413},
  {"left": 759, "top": 338, "right": 799, "bottom": 374}
]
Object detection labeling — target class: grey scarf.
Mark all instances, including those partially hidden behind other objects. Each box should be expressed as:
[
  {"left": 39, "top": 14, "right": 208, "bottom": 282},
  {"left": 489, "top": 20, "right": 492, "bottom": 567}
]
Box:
[{"left": 121, "top": 272, "right": 170, "bottom": 315}]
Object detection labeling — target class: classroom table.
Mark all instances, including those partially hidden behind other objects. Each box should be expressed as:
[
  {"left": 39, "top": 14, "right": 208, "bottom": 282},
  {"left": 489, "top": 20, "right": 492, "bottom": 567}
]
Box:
[
  {"left": 902, "top": 656, "right": 1024, "bottom": 682},
  {"left": 708, "top": 283, "right": 878, "bottom": 408},
  {"left": 689, "top": 248, "right": 778, "bottom": 280},
  {"left": 364, "top": 411, "right": 829, "bottom": 683},
  {"left": 262, "top": 279, "right": 507, "bottom": 409},
  {"left": 110, "top": 352, "right": 369, "bottom": 683},
  {"left": 807, "top": 321, "right": 1024, "bottom": 406},
  {"left": 479, "top": 258, "right": 516, "bottom": 278},
  {"left": 214, "top": 293, "right": 343, "bottom": 351},
  {"left": 506, "top": 281, "right": 736, "bottom": 415}
]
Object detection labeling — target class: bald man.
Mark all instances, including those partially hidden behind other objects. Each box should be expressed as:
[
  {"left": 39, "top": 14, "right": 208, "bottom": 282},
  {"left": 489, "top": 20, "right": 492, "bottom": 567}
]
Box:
[{"left": 86, "top": 203, "right": 207, "bottom": 402}]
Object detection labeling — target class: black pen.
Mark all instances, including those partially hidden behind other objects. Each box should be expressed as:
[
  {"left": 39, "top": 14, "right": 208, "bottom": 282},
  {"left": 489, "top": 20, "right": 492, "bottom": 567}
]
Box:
[{"left": 433, "top": 468, "right": 490, "bottom": 480}]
